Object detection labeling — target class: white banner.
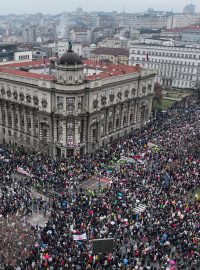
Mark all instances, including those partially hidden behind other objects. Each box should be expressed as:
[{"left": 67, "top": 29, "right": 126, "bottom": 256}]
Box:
[
  {"left": 16, "top": 167, "right": 34, "bottom": 177},
  {"left": 73, "top": 233, "right": 87, "bottom": 241}
]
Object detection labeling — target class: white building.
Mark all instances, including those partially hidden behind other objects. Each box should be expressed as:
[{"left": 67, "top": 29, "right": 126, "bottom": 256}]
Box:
[
  {"left": 46, "top": 41, "right": 90, "bottom": 59},
  {"left": 98, "top": 38, "right": 129, "bottom": 49},
  {"left": 70, "top": 29, "right": 92, "bottom": 44},
  {"left": 129, "top": 42, "right": 200, "bottom": 89},
  {"left": 117, "top": 14, "right": 141, "bottom": 29},
  {"left": 166, "top": 13, "right": 200, "bottom": 29},
  {"left": 139, "top": 37, "right": 174, "bottom": 46},
  {"left": 182, "top": 26, "right": 200, "bottom": 43},
  {"left": 140, "top": 15, "right": 168, "bottom": 29},
  {"left": 14, "top": 51, "right": 32, "bottom": 61}
]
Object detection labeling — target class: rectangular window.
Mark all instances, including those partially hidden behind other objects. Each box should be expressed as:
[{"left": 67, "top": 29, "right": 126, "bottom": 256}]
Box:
[{"left": 67, "top": 97, "right": 75, "bottom": 104}]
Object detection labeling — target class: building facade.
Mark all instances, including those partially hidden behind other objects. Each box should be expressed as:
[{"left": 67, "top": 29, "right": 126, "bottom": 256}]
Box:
[
  {"left": 166, "top": 13, "right": 200, "bottom": 29},
  {"left": 90, "top": 47, "right": 129, "bottom": 65},
  {"left": 45, "top": 41, "right": 90, "bottom": 59},
  {"left": 70, "top": 29, "right": 92, "bottom": 44},
  {"left": 140, "top": 15, "right": 168, "bottom": 29},
  {"left": 0, "top": 49, "right": 155, "bottom": 157},
  {"left": 181, "top": 27, "right": 200, "bottom": 43},
  {"left": 129, "top": 43, "right": 200, "bottom": 88}
]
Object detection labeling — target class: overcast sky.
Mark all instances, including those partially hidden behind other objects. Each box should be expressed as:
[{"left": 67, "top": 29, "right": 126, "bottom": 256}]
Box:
[{"left": 0, "top": 0, "right": 199, "bottom": 15}]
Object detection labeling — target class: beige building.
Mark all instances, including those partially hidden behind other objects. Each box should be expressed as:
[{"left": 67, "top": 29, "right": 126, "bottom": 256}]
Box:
[
  {"left": 0, "top": 49, "right": 155, "bottom": 157},
  {"left": 90, "top": 47, "right": 129, "bottom": 65}
]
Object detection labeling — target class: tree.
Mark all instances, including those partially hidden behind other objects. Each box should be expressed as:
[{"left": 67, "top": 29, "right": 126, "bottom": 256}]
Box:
[
  {"left": 153, "top": 82, "right": 164, "bottom": 116},
  {"left": 154, "top": 82, "right": 163, "bottom": 104}
]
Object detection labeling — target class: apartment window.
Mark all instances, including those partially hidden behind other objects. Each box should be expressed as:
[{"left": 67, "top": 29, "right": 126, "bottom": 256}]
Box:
[
  {"left": 193, "top": 55, "right": 196, "bottom": 59},
  {"left": 185, "top": 54, "right": 188, "bottom": 58}
]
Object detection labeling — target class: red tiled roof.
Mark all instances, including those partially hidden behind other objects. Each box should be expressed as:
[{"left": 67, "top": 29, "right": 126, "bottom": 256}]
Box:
[
  {"left": 84, "top": 60, "right": 141, "bottom": 81},
  {"left": 0, "top": 59, "right": 140, "bottom": 82},
  {"left": 0, "top": 67, "right": 55, "bottom": 81},
  {"left": 0, "top": 59, "right": 50, "bottom": 68}
]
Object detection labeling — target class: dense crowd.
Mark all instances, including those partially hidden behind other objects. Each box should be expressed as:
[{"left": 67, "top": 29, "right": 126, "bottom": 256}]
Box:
[{"left": 0, "top": 95, "right": 199, "bottom": 270}]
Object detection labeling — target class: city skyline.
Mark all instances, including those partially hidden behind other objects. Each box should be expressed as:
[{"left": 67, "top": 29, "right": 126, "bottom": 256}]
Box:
[{"left": 0, "top": 0, "right": 199, "bottom": 15}]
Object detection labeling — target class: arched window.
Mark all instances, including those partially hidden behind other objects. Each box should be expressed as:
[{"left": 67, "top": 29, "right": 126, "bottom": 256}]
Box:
[
  {"left": 69, "top": 76, "right": 73, "bottom": 82},
  {"left": 108, "top": 121, "right": 112, "bottom": 132},
  {"left": 123, "top": 116, "right": 127, "bottom": 127},
  {"left": 116, "top": 119, "right": 120, "bottom": 129},
  {"left": 130, "top": 114, "right": 133, "bottom": 123}
]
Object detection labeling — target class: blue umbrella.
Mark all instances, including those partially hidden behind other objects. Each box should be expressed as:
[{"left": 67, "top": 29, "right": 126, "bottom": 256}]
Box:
[{"left": 123, "top": 258, "right": 128, "bottom": 265}]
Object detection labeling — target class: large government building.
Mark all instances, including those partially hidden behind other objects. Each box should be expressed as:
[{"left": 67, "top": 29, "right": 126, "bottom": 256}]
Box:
[
  {"left": 0, "top": 47, "right": 155, "bottom": 157},
  {"left": 129, "top": 42, "right": 200, "bottom": 89}
]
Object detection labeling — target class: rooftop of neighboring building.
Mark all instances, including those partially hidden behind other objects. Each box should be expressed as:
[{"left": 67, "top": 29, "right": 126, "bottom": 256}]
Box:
[
  {"left": 163, "top": 25, "right": 200, "bottom": 33},
  {"left": 0, "top": 66, "right": 55, "bottom": 81},
  {"left": 90, "top": 47, "right": 129, "bottom": 57},
  {"left": 84, "top": 60, "right": 141, "bottom": 81},
  {"left": 71, "top": 28, "right": 90, "bottom": 33},
  {"left": 0, "top": 58, "right": 142, "bottom": 82},
  {"left": 0, "top": 59, "right": 51, "bottom": 68}
]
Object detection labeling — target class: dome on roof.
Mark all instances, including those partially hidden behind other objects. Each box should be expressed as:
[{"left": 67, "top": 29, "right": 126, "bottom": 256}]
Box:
[{"left": 59, "top": 49, "right": 82, "bottom": 66}]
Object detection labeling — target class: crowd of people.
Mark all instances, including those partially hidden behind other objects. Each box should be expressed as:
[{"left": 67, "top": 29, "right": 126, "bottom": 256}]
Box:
[{"left": 0, "top": 95, "right": 199, "bottom": 270}]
